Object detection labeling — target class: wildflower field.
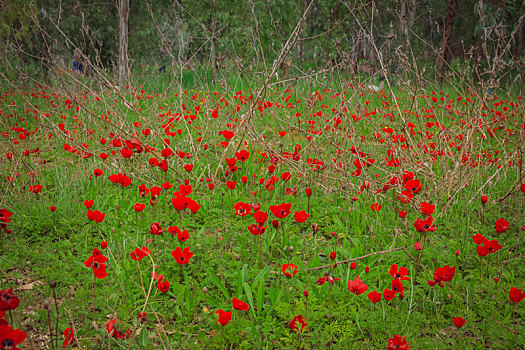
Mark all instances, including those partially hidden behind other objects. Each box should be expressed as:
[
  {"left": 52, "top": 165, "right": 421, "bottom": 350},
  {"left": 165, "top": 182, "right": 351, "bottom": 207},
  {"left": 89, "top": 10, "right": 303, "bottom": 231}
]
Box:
[{"left": 0, "top": 73, "right": 524, "bottom": 349}]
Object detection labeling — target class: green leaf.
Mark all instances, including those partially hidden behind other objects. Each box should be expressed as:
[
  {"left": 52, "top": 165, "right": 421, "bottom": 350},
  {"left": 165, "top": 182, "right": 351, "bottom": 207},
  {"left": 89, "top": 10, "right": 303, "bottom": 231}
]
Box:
[{"left": 207, "top": 268, "right": 231, "bottom": 301}]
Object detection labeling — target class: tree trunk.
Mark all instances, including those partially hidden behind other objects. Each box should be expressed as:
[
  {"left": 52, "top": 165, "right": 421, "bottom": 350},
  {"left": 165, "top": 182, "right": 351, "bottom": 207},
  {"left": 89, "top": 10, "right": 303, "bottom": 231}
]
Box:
[
  {"left": 518, "top": 2, "right": 524, "bottom": 56},
  {"left": 210, "top": 0, "right": 217, "bottom": 84},
  {"left": 118, "top": 0, "right": 129, "bottom": 86},
  {"left": 324, "top": 7, "right": 336, "bottom": 65},
  {"left": 436, "top": 0, "right": 458, "bottom": 84}
]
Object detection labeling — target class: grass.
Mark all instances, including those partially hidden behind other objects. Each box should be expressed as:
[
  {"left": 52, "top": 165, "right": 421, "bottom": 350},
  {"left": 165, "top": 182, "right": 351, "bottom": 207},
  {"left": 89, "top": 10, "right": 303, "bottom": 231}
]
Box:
[{"left": 0, "top": 71, "right": 524, "bottom": 349}]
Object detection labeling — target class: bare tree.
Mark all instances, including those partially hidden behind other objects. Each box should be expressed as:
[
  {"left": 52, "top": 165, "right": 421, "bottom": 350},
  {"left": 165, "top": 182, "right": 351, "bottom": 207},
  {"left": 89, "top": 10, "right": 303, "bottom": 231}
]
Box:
[
  {"left": 118, "top": 0, "right": 129, "bottom": 86},
  {"left": 436, "top": 0, "right": 459, "bottom": 84}
]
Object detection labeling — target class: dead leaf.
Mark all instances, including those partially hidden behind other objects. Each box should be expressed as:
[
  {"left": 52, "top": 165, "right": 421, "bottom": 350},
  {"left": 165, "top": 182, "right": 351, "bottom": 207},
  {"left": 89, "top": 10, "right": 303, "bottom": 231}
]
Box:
[{"left": 17, "top": 280, "right": 43, "bottom": 291}]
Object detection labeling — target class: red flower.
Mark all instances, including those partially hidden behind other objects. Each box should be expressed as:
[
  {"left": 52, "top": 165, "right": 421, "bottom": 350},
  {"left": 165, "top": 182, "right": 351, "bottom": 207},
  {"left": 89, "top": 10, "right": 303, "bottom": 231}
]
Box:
[
  {"left": 387, "top": 334, "right": 410, "bottom": 350},
  {"left": 50, "top": 205, "right": 57, "bottom": 212},
  {"left": 294, "top": 210, "right": 310, "bottom": 223},
  {"left": 235, "top": 149, "right": 250, "bottom": 162},
  {"left": 509, "top": 287, "right": 524, "bottom": 303},
  {"left": 453, "top": 316, "right": 465, "bottom": 328},
  {"left": 171, "top": 246, "right": 193, "bottom": 265},
  {"left": 149, "top": 222, "right": 163, "bottom": 235},
  {"left": 86, "top": 209, "right": 105, "bottom": 223},
  {"left": 183, "top": 164, "right": 193, "bottom": 172},
  {"left": 0, "top": 325, "right": 26, "bottom": 349},
  {"left": 391, "top": 279, "right": 405, "bottom": 294},
  {"left": 383, "top": 288, "right": 396, "bottom": 301},
  {"left": 282, "top": 263, "right": 298, "bottom": 278},
  {"left": 305, "top": 188, "right": 312, "bottom": 196},
  {"left": 289, "top": 315, "right": 307, "bottom": 333},
  {"left": 0, "top": 288, "right": 20, "bottom": 311},
  {"left": 494, "top": 218, "right": 510, "bottom": 234},
  {"left": 404, "top": 179, "right": 422, "bottom": 194},
  {"left": 350, "top": 262, "right": 357, "bottom": 269},
  {"left": 100, "top": 241, "right": 108, "bottom": 249},
  {"left": 330, "top": 251, "right": 337, "bottom": 260},
  {"left": 367, "top": 290, "right": 382, "bottom": 303},
  {"left": 281, "top": 172, "right": 291, "bottom": 181},
  {"left": 94, "top": 168, "right": 103, "bottom": 177},
  {"left": 177, "top": 229, "right": 190, "bottom": 242},
  {"left": 157, "top": 280, "right": 170, "bottom": 293},
  {"left": 63, "top": 327, "right": 75, "bottom": 348},
  {"left": 226, "top": 180, "right": 237, "bottom": 190},
  {"left": 232, "top": 298, "right": 250, "bottom": 311},
  {"left": 398, "top": 210, "right": 407, "bottom": 218},
  {"left": 82, "top": 199, "right": 94, "bottom": 208},
  {"left": 253, "top": 210, "right": 268, "bottom": 224},
  {"left": 398, "top": 190, "right": 414, "bottom": 204},
  {"left": 137, "top": 312, "right": 147, "bottom": 322},
  {"left": 472, "top": 233, "right": 485, "bottom": 245},
  {"left": 389, "top": 264, "right": 410, "bottom": 280},
  {"left": 428, "top": 265, "right": 456, "bottom": 286},
  {"left": 419, "top": 202, "right": 435, "bottom": 215},
  {"left": 371, "top": 203, "right": 382, "bottom": 212},
  {"left": 269, "top": 203, "right": 292, "bottom": 219},
  {"left": 316, "top": 275, "right": 340, "bottom": 286},
  {"left": 134, "top": 203, "right": 145, "bottom": 212},
  {"left": 0, "top": 208, "right": 14, "bottom": 223},
  {"left": 481, "top": 196, "right": 488, "bottom": 204},
  {"left": 130, "top": 247, "right": 151, "bottom": 261},
  {"left": 247, "top": 224, "right": 266, "bottom": 236},
  {"left": 413, "top": 215, "right": 437, "bottom": 232},
  {"left": 234, "top": 202, "right": 252, "bottom": 216},
  {"left": 521, "top": 183, "right": 525, "bottom": 193},
  {"left": 347, "top": 275, "right": 368, "bottom": 295},
  {"left": 106, "top": 319, "right": 130, "bottom": 339},
  {"left": 216, "top": 309, "right": 232, "bottom": 326},
  {"left": 84, "top": 248, "right": 108, "bottom": 279}
]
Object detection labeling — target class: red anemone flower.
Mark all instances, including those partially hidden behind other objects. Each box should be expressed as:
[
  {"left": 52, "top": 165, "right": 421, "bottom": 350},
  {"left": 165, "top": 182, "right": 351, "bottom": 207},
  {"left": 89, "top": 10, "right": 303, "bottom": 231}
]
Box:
[
  {"left": 0, "top": 325, "right": 26, "bottom": 349},
  {"left": 0, "top": 288, "right": 20, "bottom": 311},
  {"left": 391, "top": 279, "right": 405, "bottom": 294},
  {"left": 413, "top": 215, "right": 437, "bottom": 232},
  {"left": 253, "top": 210, "right": 268, "bottom": 224},
  {"left": 389, "top": 264, "right": 410, "bottom": 280},
  {"left": 387, "top": 334, "right": 410, "bottom": 350},
  {"left": 171, "top": 246, "right": 193, "bottom": 265},
  {"left": 157, "top": 280, "right": 170, "bottom": 293},
  {"left": 134, "top": 203, "right": 145, "bottom": 212},
  {"left": 216, "top": 309, "right": 232, "bottom": 326},
  {"left": 234, "top": 202, "right": 252, "bottom": 216},
  {"left": 269, "top": 203, "right": 292, "bottom": 219},
  {"left": 149, "top": 222, "right": 163, "bottom": 235},
  {"left": 289, "top": 315, "right": 307, "bottom": 333},
  {"left": 509, "top": 287, "right": 524, "bottom": 303},
  {"left": 130, "top": 247, "right": 151, "bottom": 261},
  {"left": 348, "top": 275, "right": 369, "bottom": 295},
  {"left": 472, "top": 233, "right": 485, "bottom": 244},
  {"left": 106, "top": 319, "right": 130, "bottom": 339},
  {"left": 453, "top": 316, "right": 465, "bottom": 328},
  {"left": 282, "top": 263, "right": 298, "bottom": 278},
  {"left": 82, "top": 199, "right": 94, "bottom": 208},
  {"left": 63, "top": 327, "right": 75, "bottom": 348},
  {"left": 494, "top": 218, "right": 510, "bottom": 234},
  {"left": 294, "top": 210, "right": 310, "bottom": 223},
  {"left": 367, "top": 290, "right": 382, "bottom": 303},
  {"left": 419, "top": 202, "right": 435, "bottom": 215},
  {"left": 232, "top": 297, "right": 250, "bottom": 311},
  {"left": 247, "top": 224, "right": 266, "bottom": 236},
  {"left": 383, "top": 288, "right": 396, "bottom": 301},
  {"left": 84, "top": 248, "right": 108, "bottom": 279},
  {"left": 371, "top": 203, "right": 382, "bottom": 212}
]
